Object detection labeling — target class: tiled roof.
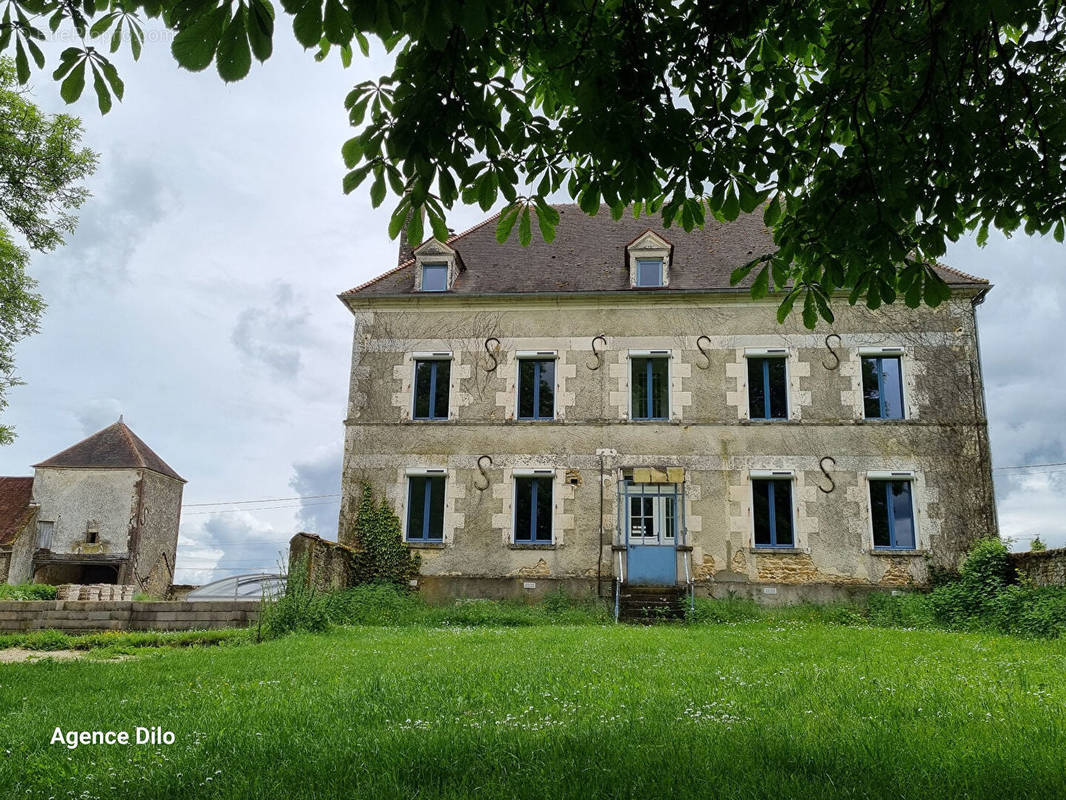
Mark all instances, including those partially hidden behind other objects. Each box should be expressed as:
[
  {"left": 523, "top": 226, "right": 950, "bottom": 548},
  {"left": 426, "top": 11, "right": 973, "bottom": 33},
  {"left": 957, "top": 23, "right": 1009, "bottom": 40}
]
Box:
[
  {"left": 33, "top": 421, "right": 185, "bottom": 482},
  {"left": 0, "top": 477, "right": 34, "bottom": 546},
  {"left": 341, "top": 204, "right": 988, "bottom": 298}
]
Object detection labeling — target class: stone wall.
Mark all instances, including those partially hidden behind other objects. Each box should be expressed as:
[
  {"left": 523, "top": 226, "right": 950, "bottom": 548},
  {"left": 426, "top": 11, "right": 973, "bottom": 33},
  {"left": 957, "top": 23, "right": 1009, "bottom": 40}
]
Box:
[
  {"left": 1010, "top": 548, "right": 1066, "bottom": 587},
  {"left": 0, "top": 600, "right": 260, "bottom": 633},
  {"left": 289, "top": 532, "right": 360, "bottom": 591}
]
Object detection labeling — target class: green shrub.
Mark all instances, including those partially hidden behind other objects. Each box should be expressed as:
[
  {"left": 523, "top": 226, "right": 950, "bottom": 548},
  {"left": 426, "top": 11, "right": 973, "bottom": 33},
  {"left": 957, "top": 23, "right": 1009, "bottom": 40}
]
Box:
[
  {"left": 866, "top": 591, "right": 937, "bottom": 629},
  {"left": 988, "top": 584, "right": 1066, "bottom": 639},
  {"left": 1030, "top": 537, "right": 1047, "bottom": 552},
  {"left": 959, "top": 537, "right": 1014, "bottom": 595},
  {"left": 259, "top": 556, "right": 334, "bottom": 639},
  {"left": 0, "top": 583, "right": 58, "bottom": 600},
  {"left": 347, "top": 483, "right": 421, "bottom": 587}
]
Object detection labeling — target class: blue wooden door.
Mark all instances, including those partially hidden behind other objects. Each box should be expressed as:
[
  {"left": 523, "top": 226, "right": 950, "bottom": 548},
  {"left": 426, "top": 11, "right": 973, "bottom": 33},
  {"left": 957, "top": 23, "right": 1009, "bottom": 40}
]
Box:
[{"left": 625, "top": 490, "right": 677, "bottom": 586}]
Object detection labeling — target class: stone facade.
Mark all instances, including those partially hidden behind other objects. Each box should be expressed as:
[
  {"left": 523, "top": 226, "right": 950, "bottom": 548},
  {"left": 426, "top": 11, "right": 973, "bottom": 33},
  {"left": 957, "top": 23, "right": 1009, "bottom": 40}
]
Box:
[
  {"left": 337, "top": 294, "right": 996, "bottom": 601},
  {"left": 1010, "top": 548, "right": 1066, "bottom": 587}
]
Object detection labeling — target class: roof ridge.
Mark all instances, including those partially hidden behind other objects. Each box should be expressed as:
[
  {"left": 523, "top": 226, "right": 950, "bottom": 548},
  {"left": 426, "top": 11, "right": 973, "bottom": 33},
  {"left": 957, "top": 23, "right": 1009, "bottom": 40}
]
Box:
[
  {"left": 117, "top": 421, "right": 149, "bottom": 469},
  {"left": 339, "top": 209, "right": 505, "bottom": 298},
  {"left": 933, "top": 261, "right": 989, "bottom": 285}
]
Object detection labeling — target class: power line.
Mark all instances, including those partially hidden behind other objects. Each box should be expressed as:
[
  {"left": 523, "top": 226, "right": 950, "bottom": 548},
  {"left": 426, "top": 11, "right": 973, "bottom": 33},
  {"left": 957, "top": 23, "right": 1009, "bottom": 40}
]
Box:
[
  {"left": 182, "top": 500, "right": 340, "bottom": 516},
  {"left": 994, "top": 461, "right": 1066, "bottom": 471},
  {"left": 183, "top": 493, "right": 341, "bottom": 508}
]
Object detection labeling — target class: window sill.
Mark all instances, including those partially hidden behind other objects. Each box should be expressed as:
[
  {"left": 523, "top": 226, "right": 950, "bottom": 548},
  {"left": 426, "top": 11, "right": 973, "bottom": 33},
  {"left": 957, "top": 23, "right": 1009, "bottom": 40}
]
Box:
[
  {"left": 749, "top": 547, "right": 808, "bottom": 555},
  {"left": 856, "top": 417, "right": 910, "bottom": 424},
  {"left": 409, "top": 418, "right": 451, "bottom": 423},
  {"left": 741, "top": 418, "right": 794, "bottom": 424},
  {"left": 509, "top": 543, "right": 556, "bottom": 550},
  {"left": 405, "top": 541, "right": 446, "bottom": 549},
  {"left": 868, "top": 548, "right": 927, "bottom": 557}
]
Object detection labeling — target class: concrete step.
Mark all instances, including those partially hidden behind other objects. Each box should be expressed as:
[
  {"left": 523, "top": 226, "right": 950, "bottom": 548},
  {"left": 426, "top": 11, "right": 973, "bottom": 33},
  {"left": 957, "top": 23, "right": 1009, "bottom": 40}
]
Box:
[{"left": 619, "top": 584, "right": 687, "bottom": 623}]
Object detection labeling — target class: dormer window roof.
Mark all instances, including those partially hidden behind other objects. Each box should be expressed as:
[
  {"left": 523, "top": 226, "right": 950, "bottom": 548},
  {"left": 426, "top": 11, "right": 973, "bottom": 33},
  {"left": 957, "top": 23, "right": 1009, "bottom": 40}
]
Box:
[
  {"left": 626, "top": 230, "right": 673, "bottom": 289},
  {"left": 413, "top": 239, "right": 463, "bottom": 293}
]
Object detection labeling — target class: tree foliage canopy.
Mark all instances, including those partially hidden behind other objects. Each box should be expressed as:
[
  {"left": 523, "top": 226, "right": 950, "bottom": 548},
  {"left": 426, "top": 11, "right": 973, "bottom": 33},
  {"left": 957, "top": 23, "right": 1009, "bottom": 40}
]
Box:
[
  {"left": 2, "top": 2, "right": 1064, "bottom": 324},
  {"left": 0, "top": 57, "right": 96, "bottom": 443}
]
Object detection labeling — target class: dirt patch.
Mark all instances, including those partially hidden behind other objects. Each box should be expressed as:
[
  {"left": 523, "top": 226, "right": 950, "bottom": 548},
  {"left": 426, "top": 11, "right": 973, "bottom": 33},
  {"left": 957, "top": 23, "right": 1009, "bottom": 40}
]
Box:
[{"left": 0, "top": 648, "right": 84, "bottom": 663}]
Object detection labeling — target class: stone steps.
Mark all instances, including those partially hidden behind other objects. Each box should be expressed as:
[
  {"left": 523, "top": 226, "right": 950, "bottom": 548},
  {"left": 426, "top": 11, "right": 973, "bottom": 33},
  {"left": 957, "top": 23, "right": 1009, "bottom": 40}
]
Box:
[{"left": 618, "top": 584, "right": 687, "bottom": 623}]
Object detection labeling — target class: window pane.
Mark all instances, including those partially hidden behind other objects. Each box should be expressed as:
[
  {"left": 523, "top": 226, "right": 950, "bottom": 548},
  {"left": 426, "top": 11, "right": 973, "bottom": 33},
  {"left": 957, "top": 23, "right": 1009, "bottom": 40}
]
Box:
[
  {"left": 432, "top": 360, "right": 450, "bottom": 419},
  {"left": 538, "top": 360, "right": 555, "bottom": 418},
  {"left": 870, "top": 481, "right": 891, "bottom": 547},
  {"left": 407, "top": 477, "right": 427, "bottom": 539},
  {"left": 631, "top": 358, "right": 649, "bottom": 418},
  {"left": 534, "top": 477, "right": 553, "bottom": 542},
  {"left": 649, "top": 358, "right": 669, "bottom": 419},
  {"left": 880, "top": 358, "right": 905, "bottom": 419},
  {"left": 753, "top": 480, "right": 772, "bottom": 545},
  {"left": 518, "top": 359, "right": 536, "bottom": 418},
  {"left": 890, "top": 481, "right": 915, "bottom": 548},
  {"left": 515, "top": 479, "right": 532, "bottom": 541},
  {"left": 767, "top": 359, "right": 788, "bottom": 419},
  {"left": 413, "top": 361, "right": 433, "bottom": 418},
  {"left": 861, "top": 357, "right": 882, "bottom": 418},
  {"left": 637, "top": 259, "right": 662, "bottom": 287},
  {"left": 421, "top": 264, "right": 448, "bottom": 291},
  {"left": 748, "top": 358, "right": 766, "bottom": 419},
  {"left": 427, "top": 476, "right": 445, "bottom": 540},
  {"left": 772, "top": 481, "right": 794, "bottom": 546},
  {"left": 665, "top": 497, "right": 675, "bottom": 539}
]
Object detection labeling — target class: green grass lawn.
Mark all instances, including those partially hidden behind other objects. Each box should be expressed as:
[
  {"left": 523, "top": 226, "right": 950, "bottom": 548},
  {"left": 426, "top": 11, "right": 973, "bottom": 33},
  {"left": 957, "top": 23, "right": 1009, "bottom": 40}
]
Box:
[{"left": 1, "top": 621, "right": 1064, "bottom": 799}]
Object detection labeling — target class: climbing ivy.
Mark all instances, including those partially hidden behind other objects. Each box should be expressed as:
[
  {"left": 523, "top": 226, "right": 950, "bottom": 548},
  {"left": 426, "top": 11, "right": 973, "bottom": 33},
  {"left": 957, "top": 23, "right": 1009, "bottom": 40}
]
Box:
[{"left": 347, "top": 482, "right": 420, "bottom": 588}]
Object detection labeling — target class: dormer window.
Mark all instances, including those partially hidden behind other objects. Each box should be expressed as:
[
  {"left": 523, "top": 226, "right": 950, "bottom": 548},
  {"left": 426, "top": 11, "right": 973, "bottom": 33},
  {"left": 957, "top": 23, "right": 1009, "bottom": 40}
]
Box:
[
  {"left": 626, "top": 230, "right": 672, "bottom": 288},
  {"left": 421, "top": 263, "right": 448, "bottom": 292},
  {"left": 414, "top": 239, "right": 463, "bottom": 292},
  {"left": 636, "top": 258, "right": 664, "bottom": 287}
]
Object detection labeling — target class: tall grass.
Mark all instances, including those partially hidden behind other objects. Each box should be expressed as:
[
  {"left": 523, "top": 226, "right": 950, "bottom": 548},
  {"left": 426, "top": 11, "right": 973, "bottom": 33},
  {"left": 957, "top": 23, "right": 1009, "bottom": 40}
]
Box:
[{"left": 1, "top": 623, "right": 1064, "bottom": 799}]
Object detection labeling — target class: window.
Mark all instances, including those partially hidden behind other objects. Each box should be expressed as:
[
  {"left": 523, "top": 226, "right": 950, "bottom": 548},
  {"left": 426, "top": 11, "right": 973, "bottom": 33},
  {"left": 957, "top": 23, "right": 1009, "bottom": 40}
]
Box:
[
  {"left": 748, "top": 357, "right": 788, "bottom": 419},
  {"left": 420, "top": 263, "right": 448, "bottom": 292},
  {"left": 752, "top": 479, "right": 794, "bottom": 547},
  {"left": 514, "top": 476, "right": 553, "bottom": 543},
  {"left": 406, "top": 475, "right": 445, "bottom": 542},
  {"left": 862, "top": 356, "right": 905, "bottom": 419},
  {"left": 35, "top": 520, "right": 54, "bottom": 549},
  {"left": 870, "top": 479, "right": 916, "bottom": 549},
  {"left": 413, "top": 359, "right": 450, "bottom": 419},
  {"left": 517, "top": 359, "right": 555, "bottom": 420},
  {"left": 636, "top": 258, "right": 664, "bottom": 287},
  {"left": 86, "top": 530, "right": 98, "bottom": 544},
  {"left": 631, "top": 356, "right": 669, "bottom": 420}
]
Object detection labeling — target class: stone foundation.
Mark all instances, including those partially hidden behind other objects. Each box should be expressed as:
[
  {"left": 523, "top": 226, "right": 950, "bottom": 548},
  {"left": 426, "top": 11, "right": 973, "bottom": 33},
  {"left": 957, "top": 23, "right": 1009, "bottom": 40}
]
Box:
[{"left": 0, "top": 600, "right": 260, "bottom": 633}]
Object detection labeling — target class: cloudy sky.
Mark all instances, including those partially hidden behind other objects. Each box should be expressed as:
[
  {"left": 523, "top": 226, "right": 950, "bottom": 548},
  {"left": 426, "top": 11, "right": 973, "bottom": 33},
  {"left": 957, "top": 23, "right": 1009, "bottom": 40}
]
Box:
[{"left": 0, "top": 32, "right": 1062, "bottom": 584}]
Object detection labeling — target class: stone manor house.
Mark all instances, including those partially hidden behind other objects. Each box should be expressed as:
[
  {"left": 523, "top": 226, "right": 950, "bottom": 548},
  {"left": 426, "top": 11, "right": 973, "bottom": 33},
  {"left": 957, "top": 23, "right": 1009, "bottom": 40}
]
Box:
[{"left": 336, "top": 206, "right": 996, "bottom": 602}]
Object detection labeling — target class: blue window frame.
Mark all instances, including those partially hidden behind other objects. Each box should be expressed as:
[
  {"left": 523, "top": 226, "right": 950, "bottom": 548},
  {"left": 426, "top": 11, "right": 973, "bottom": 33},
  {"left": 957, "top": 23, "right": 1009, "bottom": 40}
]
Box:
[
  {"left": 862, "top": 356, "right": 905, "bottom": 419},
  {"left": 636, "top": 258, "right": 664, "bottom": 287},
  {"left": 413, "top": 359, "right": 450, "bottom": 420},
  {"left": 870, "top": 480, "right": 916, "bottom": 549},
  {"left": 514, "top": 476, "right": 553, "bottom": 543},
  {"left": 517, "top": 359, "right": 555, "bottom": 419},
  {"left": 421, "top": 263, "right": 448, "bottom": 292},
  {"left": 406, "top": 475, "right": 445, "bottom": 542},
  {"left": 747, "top": 357, "right": 788, "bottom": 419},
  {"left": 631, "top": 356, "right": 669, "bottom": 420},
  {"left": 752, "top": 478, "right": 794, "bottom": 547}
]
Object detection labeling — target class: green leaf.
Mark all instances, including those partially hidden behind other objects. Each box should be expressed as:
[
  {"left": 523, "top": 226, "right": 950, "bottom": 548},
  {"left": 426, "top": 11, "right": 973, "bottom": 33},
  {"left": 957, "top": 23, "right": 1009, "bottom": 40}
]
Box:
[
  {"left": 405, "top": 209, "right": 424, "bottom": 247},
  {"left": 91, "top": 63, "right": 112, "bottom": 113},
  {"left": 763, "top": 195, "right": 781, "bottom": 226},
  {"left": 99, "top": 60, "right": 124, "bottom": 100},
  {"left": 369, "top": 176, "right": 386, "bottom": 208},
  {"left": 14, "top": 37, "right": 29, "bottom": 84},
  {"left": 216, "top": 6, "right": 252, "bottom": 81},
  {"left": 730, "top": 255, "right": 765, "bottom": 286},
  {"left": 292, "top": 1, "right": 323, "bottom": 49},
  {"left": 342, "top": 163, "right": 372, "bottom": 194},
  {"left": 495, "top": 203, "right": 521, "bottom": 243},
  {"left": 750, "top": 265, "right": 769, "bottom": 299},
  {"left": 322, "top": 0, "right": 353, "bottom": 44},
  {"left": 776, "top": 287, "right": 800, "bottom": 323},
  {"left": 59, "top": 59, "right": 87, "bottom": 103},
  {"left": 341, "top": 137, "right": 362, "bottom": 168},
  {"left": 476, "top": 173, "right": 495, "bottom": 211},
  {"left": 90, "top": 12, "right": 116, "bottom": 37},
  {"left": 518, "top": 205, "right": 532, "bottom": 246},
  {"left": 248, "top": 0, "right": 275, "bottom": 61},
  {"left": 721, "top": 186, "right": 740, "bottom": 221},
  {"left": 387, "top": 201, "right": 409, "bottom": 237},
  {"left": 801, "top": 290, "right": 817, "bottom": 329},
  {"left": 1054, "top": 220, "right": 1064, "bottom": 244},
  {"left": 534, "top": 204, "right": 556, "bottom": 243},
  {"left": 172, "top": 6, "right": 227, "bottom": 72}
]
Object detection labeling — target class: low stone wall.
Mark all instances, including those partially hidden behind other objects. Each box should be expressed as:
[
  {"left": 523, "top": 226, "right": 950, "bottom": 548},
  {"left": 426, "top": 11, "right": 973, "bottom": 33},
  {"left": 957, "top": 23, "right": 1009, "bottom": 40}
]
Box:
[
  {"left": 1010, "top": 548, "right": 1066, "bottom": 587},
  {"left": 0, "top": 600, "right": 260, "bottom": 633}
]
